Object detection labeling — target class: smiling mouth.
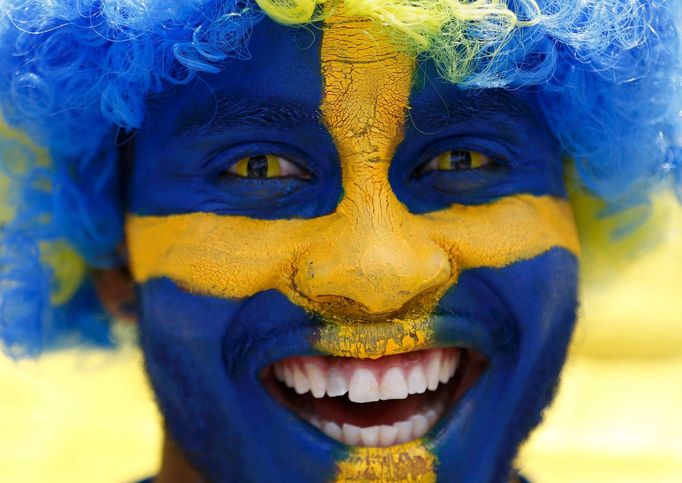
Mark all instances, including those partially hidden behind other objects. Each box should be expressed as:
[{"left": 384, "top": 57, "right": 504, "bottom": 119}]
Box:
[{"left": 263, "top": 347, "right": 487, "bottom": 447}]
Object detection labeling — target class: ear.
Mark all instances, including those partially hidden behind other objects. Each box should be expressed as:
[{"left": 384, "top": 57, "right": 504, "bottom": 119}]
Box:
[
  {"left": 93, "top": 265, "right": 137, "bottom": 323},
  {"left": 95, "top": 136, "right": 137, "bottom": 324}
]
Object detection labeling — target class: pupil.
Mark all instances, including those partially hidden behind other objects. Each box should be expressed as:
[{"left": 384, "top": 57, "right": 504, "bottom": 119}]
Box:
[
  {"left": 450, "top": 151, "right": 471, "bottom": 170},
  {"left": 247, "top": 155, "right": 269, "bottom": 178}
]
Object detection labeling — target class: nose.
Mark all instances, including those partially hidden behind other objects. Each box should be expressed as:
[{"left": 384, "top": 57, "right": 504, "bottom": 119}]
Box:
[{"left": 294, "top": 200, "right": 452, "bottom": 315}]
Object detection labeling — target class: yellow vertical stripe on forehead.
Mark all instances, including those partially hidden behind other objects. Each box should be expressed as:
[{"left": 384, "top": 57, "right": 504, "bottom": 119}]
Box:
[
  {"left": 320, "top": 12, "right": 414, "bottom": 162},
  {"left": 320, "top": 14, "right": 437, "bottom": 481}
]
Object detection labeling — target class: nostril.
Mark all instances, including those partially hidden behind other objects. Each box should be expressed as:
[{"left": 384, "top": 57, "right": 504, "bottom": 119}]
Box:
[
  {"left": 311, "top": 294, "right": 356, "bottom": 306},
  {"left": 297, "top": 276, "right": 450, "bottom": 317},
  {"left": 306, "top": 294, "right": 378, "bottom": 317},
  {"left": 303, "top": 286, "right": 447, "bottom": 320}
]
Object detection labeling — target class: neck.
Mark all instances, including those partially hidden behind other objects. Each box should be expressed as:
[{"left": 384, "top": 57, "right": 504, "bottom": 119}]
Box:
[{"left": 154, "top": 433, "right": 203, "bottom": 483}]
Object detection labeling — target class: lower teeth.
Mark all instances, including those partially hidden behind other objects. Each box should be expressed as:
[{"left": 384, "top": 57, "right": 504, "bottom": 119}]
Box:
[{"left": 308, "top": 402, "right": 445, "bottom": 447}]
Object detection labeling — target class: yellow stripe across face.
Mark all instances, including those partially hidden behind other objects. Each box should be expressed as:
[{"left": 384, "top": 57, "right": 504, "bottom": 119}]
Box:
[{"left": 126, "top": 194, "right": 578, "bottom": 308}]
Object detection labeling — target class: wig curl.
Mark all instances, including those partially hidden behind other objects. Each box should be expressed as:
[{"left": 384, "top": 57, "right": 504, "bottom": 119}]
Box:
[{"left": 0, "top": 0, "right": 680, "bottom": 355}]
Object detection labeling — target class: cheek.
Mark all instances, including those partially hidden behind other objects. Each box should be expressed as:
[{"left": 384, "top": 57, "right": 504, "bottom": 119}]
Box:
[
  {"left": 126, "top": 213, "right": 309, "bottom": 299},
  {"left": 137, "top": 278, "right": 240, "bottom": 375},
  {"left": 135, "top": 280, "right": 237, "bottom": 457},
  {"left": 425, "top": 195, "right": 579, "bottom": 270},
  {"left": 126, "top": 194, "right": 579, "bottom": 315}
]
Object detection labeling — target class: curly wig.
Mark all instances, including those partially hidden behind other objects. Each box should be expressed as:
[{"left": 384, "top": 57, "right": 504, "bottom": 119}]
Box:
[{"left": 0, "top": 0, "right": 679, "bottom": 355}]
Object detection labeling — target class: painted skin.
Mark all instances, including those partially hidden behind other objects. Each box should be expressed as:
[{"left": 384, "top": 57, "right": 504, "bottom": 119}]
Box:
[{"left": 126, "top": 13, "right": 579, "bottom": 483}]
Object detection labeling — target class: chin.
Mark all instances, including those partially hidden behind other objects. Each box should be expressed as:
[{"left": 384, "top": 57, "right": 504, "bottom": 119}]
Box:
[{"left": 139, "top": 249, "right": 577, "bottom": 482}]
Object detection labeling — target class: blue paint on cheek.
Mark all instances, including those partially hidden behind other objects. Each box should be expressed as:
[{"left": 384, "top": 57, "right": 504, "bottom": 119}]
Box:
[
  {"left": 138, "top": 278, "right": 341, "bottom": 482},
  {"left": 430, "top": 248, "right": 578, "bottom": 482},
  {"left": 128, "top": 18, "right": 342, "bottom": 220},
  {"left": 138, "top": 249, "right": 577, "bottom": 482}
]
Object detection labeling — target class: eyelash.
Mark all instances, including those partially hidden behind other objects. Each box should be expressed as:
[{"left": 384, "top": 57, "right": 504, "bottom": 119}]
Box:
[
  {"left": 219, "top": 148, "right": 496, "bottom": 182},
  {"left": 413, "top": 149, "right": 495, "bottom": 178},
  {"left": 221, "top": 154, "right": 312, "bottom": 180}
]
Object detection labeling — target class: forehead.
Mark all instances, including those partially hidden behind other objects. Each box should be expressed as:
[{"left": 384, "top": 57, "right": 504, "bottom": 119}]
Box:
[
  {"left": 160, "top": 20, "right": 324, "bottom": 125},
  {"left": 159, "top": 17, "right": 547, "bottom": 135}
]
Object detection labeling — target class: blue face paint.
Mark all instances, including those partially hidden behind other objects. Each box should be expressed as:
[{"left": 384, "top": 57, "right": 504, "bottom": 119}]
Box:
[
  {"left": 390, "top": 61, "right": 566, "bottom": 214},
  {"left": 139, "top": 281, "right": 341, "bottom": 481},
  {"left": 429, "top": 248, "right": 577, "bottom": 482},
  {"left": 130, "top": 16, "right": 578, "bottom": 483},
  {"left": 129, "top": 21, "right": 341, "bottom": 220}
]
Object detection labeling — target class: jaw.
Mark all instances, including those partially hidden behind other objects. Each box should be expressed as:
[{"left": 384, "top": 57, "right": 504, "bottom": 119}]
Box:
[
  {"left": 147, "top": 333, "right": 570, "bottom": 483},
  {"left": 140, "top": 250, "right": 579, "bottom": 482},
  {"left": 154, "top": 434, "right": 203, "bottom": 483}
]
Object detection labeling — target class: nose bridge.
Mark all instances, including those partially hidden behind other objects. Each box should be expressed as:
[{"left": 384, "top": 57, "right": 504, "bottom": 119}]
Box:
[
  {"left": 340, "top": 158, "right": 402, "bottom": 233},
  {"left": 339, "top": 160, "right": 425, "bottom": 265},
  {"left": 298, "top": 137, "right": 453, "bottom": 313},
  {"left": 291, "top": 11, "right": 452, "bottom": 315}
]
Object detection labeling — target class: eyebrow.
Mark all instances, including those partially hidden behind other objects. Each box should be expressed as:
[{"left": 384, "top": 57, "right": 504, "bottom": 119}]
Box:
[
  {"left": 408, "top": 90, "right": 538, "bottom": 134},
  {"left": 173, "top": 95, "right": 322, "bottom": 136},
  {"left": 172, "top": 89, "right": 536, "bottom": 139}
]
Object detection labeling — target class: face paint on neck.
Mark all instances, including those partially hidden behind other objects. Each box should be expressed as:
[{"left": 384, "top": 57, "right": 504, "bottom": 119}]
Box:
[{"left": 335, "top": 440, "right": 437, "bottom": 483}]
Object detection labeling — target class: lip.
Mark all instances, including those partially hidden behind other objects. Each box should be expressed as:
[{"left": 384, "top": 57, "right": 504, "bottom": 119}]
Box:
[
  {"left": 241, "top": 312, "right": 500, "bottom": 375},
  {"left": 261, "top": 345, "right": 489, "bottom": 447},
  {"left": 233, "top": 307, "right": 501, "bottom": 452}
]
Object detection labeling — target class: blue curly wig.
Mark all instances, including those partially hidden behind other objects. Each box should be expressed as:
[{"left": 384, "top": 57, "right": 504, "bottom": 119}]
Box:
[{"left": 0, "top": 0, "right": 680, "bottom": 356}]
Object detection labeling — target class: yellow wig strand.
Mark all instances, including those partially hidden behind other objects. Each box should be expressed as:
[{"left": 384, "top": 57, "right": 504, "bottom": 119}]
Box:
[
  {"left": 0, "top": 118, "right": 86, "bottom": 307},
  {"left": 254, "top": 0, "right": 541, "bottom": 82}
]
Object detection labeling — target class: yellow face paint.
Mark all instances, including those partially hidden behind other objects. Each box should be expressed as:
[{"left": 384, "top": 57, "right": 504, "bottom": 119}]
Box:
[
  {"left": 126, "top": 194, "right": 578, "bottom": 317},
  {"left": 125, "top": 11, "right": 580, "bottom": 363},
  {"left": 335, "top": 440, "right": 437, "bottom": 483},
  {"left": 316, "top": 317, "right": 434, "bottom": 360}
]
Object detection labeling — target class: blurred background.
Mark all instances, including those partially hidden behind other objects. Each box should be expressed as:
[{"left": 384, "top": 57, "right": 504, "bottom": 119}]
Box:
[
  {"left": 0, "top": 178, "right": 681, "bottom": 481},
  {"left": 520, "top": 189, "right": 682, "bottom": 482}
]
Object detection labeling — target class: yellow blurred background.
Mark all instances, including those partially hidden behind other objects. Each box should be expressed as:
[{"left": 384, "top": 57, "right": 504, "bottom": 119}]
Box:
[
  {"left": 1, "top": 133, "right": 681, "bottom": 481},
  {"left": 1, "top": 194, "right": 681, "bottom": 483},
  {"left": 520, "top": 191, "right": 682, "bottom": 482}
]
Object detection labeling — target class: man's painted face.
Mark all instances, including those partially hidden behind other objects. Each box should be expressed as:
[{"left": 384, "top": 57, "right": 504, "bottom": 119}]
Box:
[{"left": 126, "top": 13, "right": 579, "bottom": 483}]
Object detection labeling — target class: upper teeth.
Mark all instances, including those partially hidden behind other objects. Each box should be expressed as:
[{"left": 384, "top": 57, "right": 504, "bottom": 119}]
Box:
[{"left": 273, "top": 348, "right": 459, "bottom": 403}]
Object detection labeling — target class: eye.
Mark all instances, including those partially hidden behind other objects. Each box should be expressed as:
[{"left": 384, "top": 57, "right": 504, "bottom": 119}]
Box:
[
  {"left": 416, "top": 150, "right": 493, "bottom": 177},
  {"left": 226, "top": 154, "right": 311, "bottom": 180}
]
